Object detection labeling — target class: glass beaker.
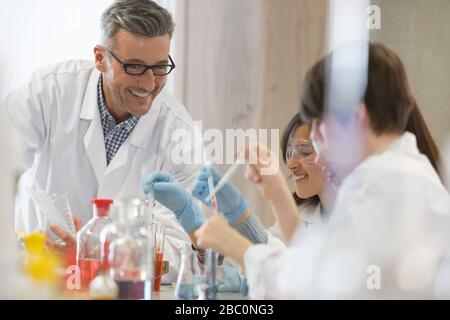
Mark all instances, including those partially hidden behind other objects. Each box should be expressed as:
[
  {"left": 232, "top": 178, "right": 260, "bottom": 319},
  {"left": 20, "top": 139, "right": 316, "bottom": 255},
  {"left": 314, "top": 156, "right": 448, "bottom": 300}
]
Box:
[
  {"left": 27, "top": 188, "right": 77, "bottom": 235},
  {"left": 174, "top": 251, "right": 202, "bottom": 300}
]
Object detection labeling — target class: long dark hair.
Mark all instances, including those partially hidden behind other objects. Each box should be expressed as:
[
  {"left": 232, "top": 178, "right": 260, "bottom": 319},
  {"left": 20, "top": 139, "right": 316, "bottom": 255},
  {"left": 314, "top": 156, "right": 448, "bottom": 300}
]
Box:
[
  {"left": 405, "top": 99, "right": 443, "bottom": 181},
  {"left": 300, "top": 43, "right": 413, "bottom": 134},
  {"left": 280, "top": 113, "right": 321, "bottom": 208},
  {"left": 299, "top": 42, "right": 443, "bottom": 182}
]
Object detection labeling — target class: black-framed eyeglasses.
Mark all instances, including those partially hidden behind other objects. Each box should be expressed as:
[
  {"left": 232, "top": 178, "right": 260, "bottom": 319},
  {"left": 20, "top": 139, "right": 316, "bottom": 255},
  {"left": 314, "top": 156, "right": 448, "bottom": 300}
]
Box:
[{"left": 105, "top": 48, "right": 176, "bottom": 76}]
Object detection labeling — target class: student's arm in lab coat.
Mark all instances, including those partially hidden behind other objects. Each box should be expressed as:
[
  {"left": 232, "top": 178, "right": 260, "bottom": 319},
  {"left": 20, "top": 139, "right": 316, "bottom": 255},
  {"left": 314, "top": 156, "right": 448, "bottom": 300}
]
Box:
[
  {"left": 228, "top": 172, "right": 383, "bottom": 299},
  {"left": 243, "top": 164, "right": 450, "bottom": 300},
  {"left": 194, "top": 212, "right": 317, "bottom": 299}
]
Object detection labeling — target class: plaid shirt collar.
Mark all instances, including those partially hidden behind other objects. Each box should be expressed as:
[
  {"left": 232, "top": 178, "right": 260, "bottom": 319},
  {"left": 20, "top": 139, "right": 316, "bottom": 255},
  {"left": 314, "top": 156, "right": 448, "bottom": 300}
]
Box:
[
  {"left": 97, "top": 75, "right": 140, "bottom": 164},
  {"left": 97, "top": 74, "right": 140, "bottom": 137}
]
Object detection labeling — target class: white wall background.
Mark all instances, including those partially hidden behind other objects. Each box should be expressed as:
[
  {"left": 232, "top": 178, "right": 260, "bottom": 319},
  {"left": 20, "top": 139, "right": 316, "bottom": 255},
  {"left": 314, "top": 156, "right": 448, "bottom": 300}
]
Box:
[
  {"left": 0, "top": 0, "right": 176, "bottom": 97},
  {"left": 0, "top": 0, "right": 110, "bottom": 95}
]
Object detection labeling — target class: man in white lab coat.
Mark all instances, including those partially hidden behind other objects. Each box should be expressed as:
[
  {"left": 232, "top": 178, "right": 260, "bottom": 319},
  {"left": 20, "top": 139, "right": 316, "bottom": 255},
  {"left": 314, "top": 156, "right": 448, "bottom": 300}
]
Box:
[{"left": 3, "top": 0, "right": 199, "bottom": 283}]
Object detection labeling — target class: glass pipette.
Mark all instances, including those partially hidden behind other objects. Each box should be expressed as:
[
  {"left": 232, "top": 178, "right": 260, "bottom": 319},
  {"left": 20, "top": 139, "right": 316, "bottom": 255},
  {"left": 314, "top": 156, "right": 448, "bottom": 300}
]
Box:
[{"left": 205, "top": 151, "right": 245, "bottom": 203}]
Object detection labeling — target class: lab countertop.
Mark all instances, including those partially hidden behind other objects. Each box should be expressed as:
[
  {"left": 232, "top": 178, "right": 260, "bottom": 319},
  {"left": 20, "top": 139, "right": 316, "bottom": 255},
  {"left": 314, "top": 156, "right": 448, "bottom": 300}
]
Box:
[
  {"left": 153, "top": 284, "right": 247, "bottom": 300},
  {"left": 62, "top": 284, "right": 247, "bottom": 300}
]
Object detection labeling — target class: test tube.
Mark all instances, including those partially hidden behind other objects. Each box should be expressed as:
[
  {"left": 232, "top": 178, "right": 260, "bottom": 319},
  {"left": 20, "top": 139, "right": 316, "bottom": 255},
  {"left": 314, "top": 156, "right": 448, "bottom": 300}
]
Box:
[
  {"left": 144, "top": 183, "right": 155, "bottom": 293},
  {"left": 206, "top": 166, "right": 218, "bottom": 210},
  {"left": 205, "top": 165, "right": 218, "bottom": 300},
  {"left": 205, "top": 249, "right": 217, "bottom": 300},
  {"left": 145, "top": 182, "right": 155, "bottom": 227},
  {"left": 153, "top": 222, "right": 166, "bottom": 292}
]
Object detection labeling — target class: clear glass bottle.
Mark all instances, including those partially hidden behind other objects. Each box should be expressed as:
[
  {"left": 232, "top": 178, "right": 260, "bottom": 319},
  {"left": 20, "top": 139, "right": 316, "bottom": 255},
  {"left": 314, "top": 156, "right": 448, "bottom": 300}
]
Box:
[
  {"left": 76, "top": 199, "right": 113, "bottom": 290},
  {"left": 93, "top": 198, "right": 150, "bottom": 299},
  {"left": 107, "top": 199, "right": 154, "bottom": 300},
  {"left": 98, "top": 200, "right": 131, "bottom": 271}
]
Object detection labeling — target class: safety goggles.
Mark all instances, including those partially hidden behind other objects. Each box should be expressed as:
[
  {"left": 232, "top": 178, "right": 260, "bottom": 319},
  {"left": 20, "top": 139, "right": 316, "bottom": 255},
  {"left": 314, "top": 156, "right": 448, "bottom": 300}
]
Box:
[{"left": 286, "top": 137, "right": 316, "bottom": 164}]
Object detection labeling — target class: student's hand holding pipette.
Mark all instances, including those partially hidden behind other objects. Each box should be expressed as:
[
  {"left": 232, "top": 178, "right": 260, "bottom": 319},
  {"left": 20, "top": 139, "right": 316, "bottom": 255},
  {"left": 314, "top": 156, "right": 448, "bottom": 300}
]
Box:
[
  {"left": 192, "top": 166, "right": 249, "bottom": 224},
  {"left": 142, "top": 171, "right": 205, "bottom": 233},
  {"left": 195, "top": 214, "right": 252, "bottom": 267}
]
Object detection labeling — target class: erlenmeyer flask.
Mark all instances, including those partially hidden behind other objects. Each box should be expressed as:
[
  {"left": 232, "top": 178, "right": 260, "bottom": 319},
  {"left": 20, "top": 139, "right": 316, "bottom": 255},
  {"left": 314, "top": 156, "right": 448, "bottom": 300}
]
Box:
[{"left": 174, "top": 251, "right": 202, "bottom": 300}]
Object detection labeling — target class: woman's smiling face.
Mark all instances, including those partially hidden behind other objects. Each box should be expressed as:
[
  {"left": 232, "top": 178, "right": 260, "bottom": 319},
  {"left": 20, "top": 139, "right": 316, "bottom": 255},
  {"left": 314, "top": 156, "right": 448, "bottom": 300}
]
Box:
[{"left": 286, "top": 124, "right": 327, "bottom": 199}]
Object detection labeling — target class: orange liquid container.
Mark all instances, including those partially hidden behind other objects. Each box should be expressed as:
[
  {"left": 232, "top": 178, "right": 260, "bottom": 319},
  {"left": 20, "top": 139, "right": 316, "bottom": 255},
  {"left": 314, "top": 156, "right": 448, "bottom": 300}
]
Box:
[
  {"left": 78, "top": 259, "right": 101, "bottom": 290},
  {"left": 153, "top": 251, "right": 164, "bottom": 291},
  {"left": 76, "top": 199, "right": 113, "bottom": 291}
]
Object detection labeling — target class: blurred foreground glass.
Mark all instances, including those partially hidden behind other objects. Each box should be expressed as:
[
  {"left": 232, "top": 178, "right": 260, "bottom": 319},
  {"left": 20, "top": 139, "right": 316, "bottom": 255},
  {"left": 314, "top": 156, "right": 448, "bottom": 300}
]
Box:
[{"left": 27, "top": 188, "right": 76, "bottom": 235}]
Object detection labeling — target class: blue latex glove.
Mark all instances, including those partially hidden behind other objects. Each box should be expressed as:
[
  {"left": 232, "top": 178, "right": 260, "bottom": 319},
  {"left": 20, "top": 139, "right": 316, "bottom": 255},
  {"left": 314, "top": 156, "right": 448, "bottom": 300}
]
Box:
[
  {"left": 141, "top": 171, "right": 205, "bottom": 233},
  {"left": 191, "top": 165, "right": 248, "bottom": 224},
  {"left": 217, "top": 265, "right": 242, "bottom": 292}
]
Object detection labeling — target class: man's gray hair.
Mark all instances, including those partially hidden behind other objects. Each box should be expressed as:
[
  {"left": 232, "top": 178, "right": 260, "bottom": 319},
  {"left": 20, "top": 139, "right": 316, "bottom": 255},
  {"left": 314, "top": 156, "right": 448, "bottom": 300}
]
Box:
[{"left": 100, "top": 0, "right": 175, "bottom": 47}]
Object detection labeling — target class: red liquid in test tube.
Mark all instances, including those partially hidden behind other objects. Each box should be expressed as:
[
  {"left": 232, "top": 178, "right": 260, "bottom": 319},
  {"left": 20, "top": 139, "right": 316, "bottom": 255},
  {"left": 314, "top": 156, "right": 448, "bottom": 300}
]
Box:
[{"left": 153, "top": 251, "right": 164, "bottom": 291}]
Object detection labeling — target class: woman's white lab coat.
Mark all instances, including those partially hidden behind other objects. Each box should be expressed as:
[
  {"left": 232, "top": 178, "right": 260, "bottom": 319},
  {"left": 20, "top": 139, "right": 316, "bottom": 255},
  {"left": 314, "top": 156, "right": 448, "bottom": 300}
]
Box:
[
  {"left": 4, "top": 60, "right": 201, "bottom": 283},
  {"left": 244, "top": 133, "right": 450, "bottom": 299}
]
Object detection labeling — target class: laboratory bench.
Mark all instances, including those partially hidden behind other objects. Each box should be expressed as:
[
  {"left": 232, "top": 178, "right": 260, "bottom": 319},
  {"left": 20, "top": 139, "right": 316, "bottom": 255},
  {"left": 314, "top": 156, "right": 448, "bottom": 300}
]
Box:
[{"left": 61, "top": 283, "right": 247, "bottom": 300}]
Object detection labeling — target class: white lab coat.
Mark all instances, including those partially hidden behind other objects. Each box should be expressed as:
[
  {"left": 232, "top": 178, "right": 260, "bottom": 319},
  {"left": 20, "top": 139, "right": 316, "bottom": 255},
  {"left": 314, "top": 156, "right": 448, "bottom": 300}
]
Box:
[
  {"left": 244, "top": 132, "right": 450, "bottom": 299},
  {"left": 4, "top": 60, "right": 201, "bottom": 283}
]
